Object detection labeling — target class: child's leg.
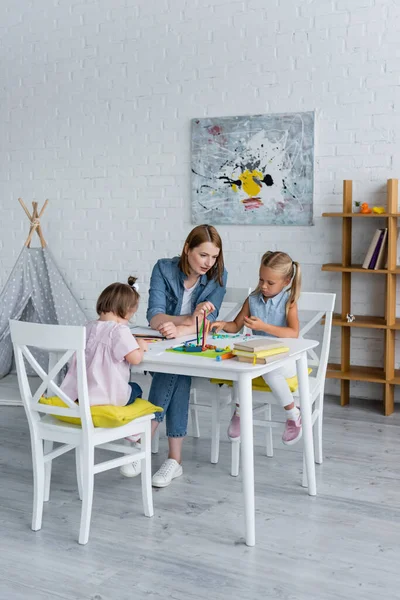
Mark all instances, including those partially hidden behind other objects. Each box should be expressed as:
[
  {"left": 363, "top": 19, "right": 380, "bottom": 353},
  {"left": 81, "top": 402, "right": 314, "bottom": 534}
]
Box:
[
  {"left": 228, "top": 360, "right": 301, "bottom": 444},
  {"left": 120, "top": 387, "right": 161, "bottom": 477},
  {"left": 124, "top": 382, "right": 144, "bottom": 442},
  {"left": 262, "top": 361, "right": 297, "bottom": 411},
  {"left": 262, "top": 361, "right": 302, "bottom": 444},
  {"left": 126, "top": 382, "right": 143, "bottom": 404}
]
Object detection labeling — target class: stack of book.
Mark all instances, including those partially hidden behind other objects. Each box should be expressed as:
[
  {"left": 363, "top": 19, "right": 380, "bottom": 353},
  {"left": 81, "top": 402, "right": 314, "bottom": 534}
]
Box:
[
  {"left": 233, "top": 339, "right": 290, "bottom": 365},
  {"left": 362, "top": 228, "right": 388, "bottom": 270}
]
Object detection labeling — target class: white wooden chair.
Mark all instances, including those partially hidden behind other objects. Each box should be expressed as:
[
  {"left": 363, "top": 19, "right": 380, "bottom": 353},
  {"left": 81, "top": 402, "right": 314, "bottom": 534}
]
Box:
[
  {"left": 10, "top": 320, "right": 154, "bottom": 545},
  {"left": 227, "top": 292, "right": 336, "bottom": 478}
]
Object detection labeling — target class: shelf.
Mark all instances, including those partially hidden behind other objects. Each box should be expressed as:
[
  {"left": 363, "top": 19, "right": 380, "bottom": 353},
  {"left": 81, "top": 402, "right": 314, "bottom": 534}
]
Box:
[
  {"left": 389, "top": 370, "right": 400, "bottom": 384},
  {"left": 331, "top": 314, "right": 387, "bottom": 329},
  {"left": 330, "top": 315, "right": 400, "bottom": 329},
  {"left": 322, "top": 263, "right": 400, "bottom": 274},
  {"left": 326, "top": 363, "right": 386, "bottom": 383},
  {"left": 322, "top": 263, "right": 389, "bottom": 274},
  {"left": 322, "top": 179, "right": 399, "bottom": 414},
  {"left": 322, "top": 212, "right": 400, "bottom": 218}
]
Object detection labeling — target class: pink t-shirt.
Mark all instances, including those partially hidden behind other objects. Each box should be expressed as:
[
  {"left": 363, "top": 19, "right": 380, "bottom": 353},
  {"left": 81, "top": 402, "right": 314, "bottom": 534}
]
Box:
[{"left": 60, "top": 320, "right": 140, "bottom": 406}]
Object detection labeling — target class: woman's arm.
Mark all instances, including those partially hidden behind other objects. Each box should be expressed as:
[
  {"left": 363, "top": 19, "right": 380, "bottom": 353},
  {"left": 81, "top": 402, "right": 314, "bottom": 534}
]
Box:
[
  {"left": 156, "top": 320, "right": 197, "bottom": 339},
  {"left": 244, "top": 302, "right": 299, "bottom": 338},
  {"left": 146, "top": 261, "right": 192, "bottom": 330},
  {"left": 200, "top": 269, "right": 228, "bottom": 323},
  {"left": 149, "top": 313, "right": 192, "bottom": 329}
]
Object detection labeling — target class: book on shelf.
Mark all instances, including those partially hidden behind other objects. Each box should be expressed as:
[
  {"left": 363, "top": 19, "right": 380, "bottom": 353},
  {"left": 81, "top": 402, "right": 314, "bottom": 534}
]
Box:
[
  {"left": 362, "top": 228, "right": 387, "bottom": 270},
  {"left": 236, "top": 351, "right": 289, "bottom": 365},
  {"left": 373, "top": 228, "right": 388, "bottom": 270}
]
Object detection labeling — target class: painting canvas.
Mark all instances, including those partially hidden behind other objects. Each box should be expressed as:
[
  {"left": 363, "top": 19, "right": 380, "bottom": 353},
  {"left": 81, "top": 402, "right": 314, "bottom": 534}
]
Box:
[{"left": 191, "top": 111, "right": 315, "bottom": 226}]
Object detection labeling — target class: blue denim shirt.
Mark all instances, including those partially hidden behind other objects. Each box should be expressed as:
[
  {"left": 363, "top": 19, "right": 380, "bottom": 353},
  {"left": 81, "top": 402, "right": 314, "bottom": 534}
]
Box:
[
  {"left": 248, "top": 288, "right": 288, "bottom": 337},
  {"left": 147, "top": 256, "right": 227, "bottom": 324}
]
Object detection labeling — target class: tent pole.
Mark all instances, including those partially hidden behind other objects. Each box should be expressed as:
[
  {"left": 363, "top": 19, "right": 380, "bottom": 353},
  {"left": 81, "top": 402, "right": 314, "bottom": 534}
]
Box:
[{"left": 19, "top": 197, "right": 48, "bottom": 248}]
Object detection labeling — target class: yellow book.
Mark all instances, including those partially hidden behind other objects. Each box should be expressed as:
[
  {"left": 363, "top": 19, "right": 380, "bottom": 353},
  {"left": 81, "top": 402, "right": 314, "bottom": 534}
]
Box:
[
  {"left": 233, "top": 346, "right": 289, "bottom": 359},
  {"left": 236, "top": 351, "right": 289, "bottom": 365}
]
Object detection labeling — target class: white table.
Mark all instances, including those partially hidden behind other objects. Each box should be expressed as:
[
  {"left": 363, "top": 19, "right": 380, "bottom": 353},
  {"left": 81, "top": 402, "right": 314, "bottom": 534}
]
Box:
[{"left": 136, "top": 334, "right": 319, "bottom": 547}]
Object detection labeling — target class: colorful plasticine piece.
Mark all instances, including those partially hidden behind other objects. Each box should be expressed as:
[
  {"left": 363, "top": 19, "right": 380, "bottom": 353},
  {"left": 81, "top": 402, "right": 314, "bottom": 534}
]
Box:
[{"left": 184, "top": 345, "right": 204, "bottom": 352}]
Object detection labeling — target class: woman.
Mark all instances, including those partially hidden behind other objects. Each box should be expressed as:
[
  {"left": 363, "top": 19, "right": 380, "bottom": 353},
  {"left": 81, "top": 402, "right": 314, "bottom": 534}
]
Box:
[{"left": 121, "top": 224, "right": 227, "bottom": 486}]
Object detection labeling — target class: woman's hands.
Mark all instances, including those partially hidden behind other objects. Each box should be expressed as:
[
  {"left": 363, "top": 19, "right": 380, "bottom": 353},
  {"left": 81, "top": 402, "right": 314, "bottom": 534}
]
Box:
[
  {"left": 155, "top": 300, "right": 216, "bottom": 339},
  {"left": 193, "top": 301, "right": 215, "bottom": 320},
  {"left": 157, "top": 321, "right": 179, "bottom": 339}
]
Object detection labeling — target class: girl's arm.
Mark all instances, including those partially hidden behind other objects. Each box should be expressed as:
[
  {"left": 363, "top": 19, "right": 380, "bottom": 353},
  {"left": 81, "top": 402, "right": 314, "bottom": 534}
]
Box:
[
  {"left": 244, "top": 302, "right": 299, "bottom": 338},
  {"left": 124, "top": 338, "right": 148, "bottom": 365},
  {"left": 212, "top": 299, "right": 250, "bottom": 333}
]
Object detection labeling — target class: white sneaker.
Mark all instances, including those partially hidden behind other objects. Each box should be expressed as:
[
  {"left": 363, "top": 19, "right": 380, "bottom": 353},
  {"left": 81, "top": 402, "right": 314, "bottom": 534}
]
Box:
[
  {"left": 120, "top": 460, "right": 141, "bottom": 478},
  {"left": 125, "top": 434, "right": 141, "bottom": 443},
  {"left": 152, "top": 459, "right": 183, "bottom": 488}
]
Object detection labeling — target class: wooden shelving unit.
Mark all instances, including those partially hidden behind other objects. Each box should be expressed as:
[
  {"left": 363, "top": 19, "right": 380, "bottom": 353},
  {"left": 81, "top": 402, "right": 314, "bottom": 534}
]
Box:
[{"left": 322, "top": 179, "right": 399, "bottom": 416}]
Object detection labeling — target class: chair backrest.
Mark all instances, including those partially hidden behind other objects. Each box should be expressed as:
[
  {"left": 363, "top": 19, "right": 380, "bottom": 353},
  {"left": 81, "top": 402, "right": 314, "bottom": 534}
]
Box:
[
  {"left": 297, "top": 292, "right": 336, "bottom": 385},
  {"left": 219, "top": 287, "right": 252, "bottom": 322},
  {"left": 9, "top": 320, "right": 93, "bottom": 432}
]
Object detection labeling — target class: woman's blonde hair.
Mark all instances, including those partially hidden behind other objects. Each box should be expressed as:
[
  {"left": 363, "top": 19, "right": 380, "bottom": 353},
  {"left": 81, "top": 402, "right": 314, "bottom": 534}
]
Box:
[
  {"left": 178, "top": 224, "right": 224, "bottom": 286},
  {"left": 254, "top": 251, "right": 301, "bottom": 315},
  {"left": 96, "top": 276, "right": 140, "bottom": 319}
]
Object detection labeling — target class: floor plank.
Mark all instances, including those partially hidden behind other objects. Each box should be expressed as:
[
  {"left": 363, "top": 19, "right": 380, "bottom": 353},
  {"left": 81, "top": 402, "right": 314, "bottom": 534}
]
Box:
[{"left": 1, "top": 385, "right": 400, "bottom": 600}]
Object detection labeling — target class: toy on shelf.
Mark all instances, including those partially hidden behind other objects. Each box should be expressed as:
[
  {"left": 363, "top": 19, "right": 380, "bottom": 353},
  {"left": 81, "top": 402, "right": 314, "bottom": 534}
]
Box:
[
  {"left": 360, "top": 202, "right": 372, "bottom": 214},
  {"left": 372, "top": 206, "right": 385, "bottom": 214},
  {"left": 346, "top": 313, "right": 355, "bottom": 323}
]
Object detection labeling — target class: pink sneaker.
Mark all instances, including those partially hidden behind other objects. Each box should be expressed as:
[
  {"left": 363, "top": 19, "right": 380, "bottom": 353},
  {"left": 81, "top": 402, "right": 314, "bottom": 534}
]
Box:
[
  {"left": 282, "top": 416, "right": 302, "bottom": 445},
  {"left": 227, "top": 412, "right": 241, "bottom": 440}
]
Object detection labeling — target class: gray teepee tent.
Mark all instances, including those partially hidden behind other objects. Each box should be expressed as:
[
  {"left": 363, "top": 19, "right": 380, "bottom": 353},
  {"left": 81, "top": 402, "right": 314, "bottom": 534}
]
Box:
[{"left": 0, "top": 198, "right": 87, "bottom": 379}]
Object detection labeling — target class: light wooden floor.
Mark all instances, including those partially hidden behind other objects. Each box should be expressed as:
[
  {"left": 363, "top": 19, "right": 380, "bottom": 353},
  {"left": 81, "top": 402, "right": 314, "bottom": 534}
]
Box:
[{"left": 1, "top": 388, "right": 400, "bottom": 600}]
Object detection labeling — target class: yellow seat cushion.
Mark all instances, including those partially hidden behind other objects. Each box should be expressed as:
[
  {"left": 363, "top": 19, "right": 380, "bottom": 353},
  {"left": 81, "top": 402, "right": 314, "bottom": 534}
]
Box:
[
  {"left": 210, "top": 369, "right": 312, "bottom": 393},
  {"left": 39, "top": 396, "right": 163, "bottom": 428}
]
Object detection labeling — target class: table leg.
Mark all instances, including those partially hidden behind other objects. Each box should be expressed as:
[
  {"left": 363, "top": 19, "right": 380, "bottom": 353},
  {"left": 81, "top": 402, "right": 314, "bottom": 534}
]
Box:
[
  {"left": 238, "top": 373, "right": 255, "bottom": 546},
  {"left": 297, "top": 351, "right": 316, "bottom": 496}
]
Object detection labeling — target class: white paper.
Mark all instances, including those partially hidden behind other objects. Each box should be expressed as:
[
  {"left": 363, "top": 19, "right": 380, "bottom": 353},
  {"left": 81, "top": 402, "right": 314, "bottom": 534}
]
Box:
[{"left": 130, "top": 326, "right": 165, "bottom": 338}]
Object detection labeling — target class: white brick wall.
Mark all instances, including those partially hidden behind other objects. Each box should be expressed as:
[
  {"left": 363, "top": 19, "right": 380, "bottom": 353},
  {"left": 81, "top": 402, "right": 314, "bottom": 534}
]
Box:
[{"left": 1, "top": 0, "right": 400, "bottom": 402}]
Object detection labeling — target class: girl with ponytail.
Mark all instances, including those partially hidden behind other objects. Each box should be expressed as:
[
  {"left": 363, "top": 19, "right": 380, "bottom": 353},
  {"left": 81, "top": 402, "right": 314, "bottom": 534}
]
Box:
[{"left": 212, "top": 251, "right": 303, "bottom": 445}]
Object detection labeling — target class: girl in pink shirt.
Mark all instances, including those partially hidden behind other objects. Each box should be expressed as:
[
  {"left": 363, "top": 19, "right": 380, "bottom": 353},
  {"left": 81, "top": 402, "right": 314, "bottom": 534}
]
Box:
[{"left": 61, "top": 276, "right": 147, "bottom": 407}]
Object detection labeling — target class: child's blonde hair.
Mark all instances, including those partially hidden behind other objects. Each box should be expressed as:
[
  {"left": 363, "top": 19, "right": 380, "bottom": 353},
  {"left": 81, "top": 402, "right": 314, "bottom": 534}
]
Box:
[
  {"left": 255, "top": 251, "right": 301, "bottom": 315},
  {"left": 96, "top": 276, "right": 140, "bottom": 319}
]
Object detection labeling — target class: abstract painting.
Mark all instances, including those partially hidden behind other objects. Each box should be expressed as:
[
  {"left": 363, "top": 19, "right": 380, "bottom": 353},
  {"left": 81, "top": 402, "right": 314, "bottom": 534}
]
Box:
[{"left": 191, "top": 111, "right": 315, "bottom": 226}]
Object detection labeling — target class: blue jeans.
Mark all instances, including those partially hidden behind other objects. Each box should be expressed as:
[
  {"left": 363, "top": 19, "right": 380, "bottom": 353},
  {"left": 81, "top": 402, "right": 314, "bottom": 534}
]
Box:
[
  {"left": 148, "top": 373, "right": 191, "bottom": 437},
  {"left": 126, "top": 382, "right": 143, "bottom": 406}
]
